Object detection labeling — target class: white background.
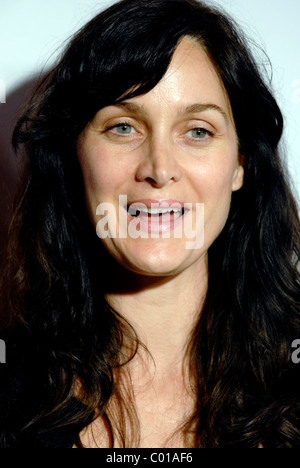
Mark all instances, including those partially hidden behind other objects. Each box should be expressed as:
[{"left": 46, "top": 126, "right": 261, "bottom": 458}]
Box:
[{"left": 0, "top": 0, "right": 299, "bottom": 201}]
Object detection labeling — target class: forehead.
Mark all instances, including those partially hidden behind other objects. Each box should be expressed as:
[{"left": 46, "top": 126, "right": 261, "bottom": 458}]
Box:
[{"left": 126, "top": 37, "right": 233, "bottom": 122}]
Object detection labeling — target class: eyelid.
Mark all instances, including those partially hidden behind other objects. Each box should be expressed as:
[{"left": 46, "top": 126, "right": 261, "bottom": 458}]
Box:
[
  {"left": 184, "top": 127, "right": 214, "bottom": 143},
  {"left": 112, "top": 123, "right": 137, "bottom": 133},
  {"left": 104, "top": 120, "right": 135, "bottom": 130},
  {"left": 183, "top": 119, "right": 215, "bottom": 134},
  {"left": 185, "top": 117, "right": 216, "bottom": 131},
  {"left": 101, "top": 117, "right": 217, "bottom": 142},
  {"left": 100, "top": 122, "right": 140, "bottom": 142}
]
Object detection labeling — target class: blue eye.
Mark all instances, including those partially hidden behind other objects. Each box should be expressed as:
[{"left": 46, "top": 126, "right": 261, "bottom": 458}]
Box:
[
  {"left": 188, "top": 128, "right": 210, "bottom": 139},
  {"left": 113, "top": 123, "right": 134, "bottom": 134}
]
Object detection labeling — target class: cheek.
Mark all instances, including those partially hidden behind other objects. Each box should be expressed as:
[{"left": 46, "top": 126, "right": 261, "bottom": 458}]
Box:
[
  {"left": 191, "top": 158, "right": 237, "bottom": 202},
  {"left": 189, "top": 155, "right": 238, "bottom": 239},
  {"left": 203, "top": 182, "right": 233, "bottom": 232},
  {"left": 79, "top": 147, "right": 125, "bottom": 198}
]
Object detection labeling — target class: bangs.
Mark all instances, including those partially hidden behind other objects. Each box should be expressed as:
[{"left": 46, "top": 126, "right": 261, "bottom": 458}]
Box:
[{"left": 54, "top": 0, "right": 204, "bottom": 132}]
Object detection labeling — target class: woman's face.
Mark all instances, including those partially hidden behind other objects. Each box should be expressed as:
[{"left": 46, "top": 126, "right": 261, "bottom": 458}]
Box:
[{"left": 77, "top": 37, "right": 244, "bottom": 277}]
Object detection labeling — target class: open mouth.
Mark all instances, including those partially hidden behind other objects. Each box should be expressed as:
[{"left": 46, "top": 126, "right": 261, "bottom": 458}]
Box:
[
  {"left": 123, "top": 199, "right": 190, "bottom": 234},
  {"left": 125, "top": 203, "right": 189, "bottom": 234},
  {"left": 126, "top": 205, "right": 185, "bottom": 219}
]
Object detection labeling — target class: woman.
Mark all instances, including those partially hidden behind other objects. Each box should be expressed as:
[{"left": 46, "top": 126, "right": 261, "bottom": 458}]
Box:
[{"left": 0, "top": 0, "right": 299, "bottom": 448}]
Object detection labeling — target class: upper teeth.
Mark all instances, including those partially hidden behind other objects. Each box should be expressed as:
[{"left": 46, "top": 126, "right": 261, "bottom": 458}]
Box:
[{"left": 129, "top": 207, "right": 182, "bottom": 215}]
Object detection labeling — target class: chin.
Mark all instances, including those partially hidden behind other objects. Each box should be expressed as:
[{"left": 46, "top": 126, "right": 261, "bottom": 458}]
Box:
[
  {"left": 120, "top": 246, "right": 195, "bottom": 277},
  {"left": 127, "top": 261, "right": 183, "bottom": 277}
]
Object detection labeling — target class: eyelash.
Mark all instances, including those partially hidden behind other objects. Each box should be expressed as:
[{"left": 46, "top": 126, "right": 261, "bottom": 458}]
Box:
[
  {"left": 104, "top": 122, "right": 215, "bottom": 142},
  {"left": 105, "top": 122, "right": 135, "bottom": 134},
  {"left": 185, "top": 127, "right": 215, "bottom": 142}
]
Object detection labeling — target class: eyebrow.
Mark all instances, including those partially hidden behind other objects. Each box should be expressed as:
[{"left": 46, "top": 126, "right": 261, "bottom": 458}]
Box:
[
  {"left": 111, "top": 101, "right": 229, "bottom": 125},
  {"left": 184, "top": 103, "right": 229, "bottom": 125}
]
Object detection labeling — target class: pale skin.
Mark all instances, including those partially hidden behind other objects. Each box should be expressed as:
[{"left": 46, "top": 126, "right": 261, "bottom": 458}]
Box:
[{"left": 76, "top": 37, "right": 244, "bottom": 447}]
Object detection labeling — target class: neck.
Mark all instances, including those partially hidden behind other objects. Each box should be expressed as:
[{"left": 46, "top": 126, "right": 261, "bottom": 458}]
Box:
[{"left": 103, "top": 255, "right": 208, "bottom": 372}]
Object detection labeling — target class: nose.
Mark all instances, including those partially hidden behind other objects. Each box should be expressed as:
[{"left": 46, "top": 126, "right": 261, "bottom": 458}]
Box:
[{"left": 135, "top": 139, "right": 182, "bottom": 188}]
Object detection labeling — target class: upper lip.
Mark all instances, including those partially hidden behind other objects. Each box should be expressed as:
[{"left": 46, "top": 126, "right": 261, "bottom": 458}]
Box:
[{"left": 126, "top": 199, "right": 185, "bottom": 209}]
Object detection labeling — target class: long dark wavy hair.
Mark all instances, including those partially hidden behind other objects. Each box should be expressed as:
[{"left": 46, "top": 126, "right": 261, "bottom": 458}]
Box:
[{"left": 1, "top": 0, "right": 300, "bottom": 448}]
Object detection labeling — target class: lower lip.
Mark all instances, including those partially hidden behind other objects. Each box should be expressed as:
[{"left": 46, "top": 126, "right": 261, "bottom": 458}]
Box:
[{"left": 125, "top": 207, "right": 186, "bottom": 234}]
